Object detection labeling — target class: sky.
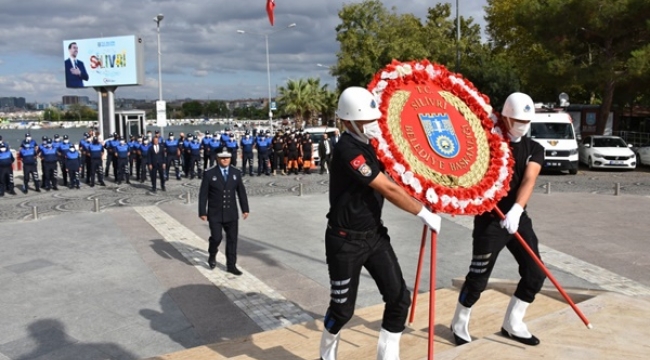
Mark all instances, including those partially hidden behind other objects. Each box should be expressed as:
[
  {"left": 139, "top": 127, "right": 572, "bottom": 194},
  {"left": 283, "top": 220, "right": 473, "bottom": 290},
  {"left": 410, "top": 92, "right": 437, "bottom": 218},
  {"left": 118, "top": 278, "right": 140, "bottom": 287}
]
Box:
[{"left": 0, "top": 0, "right": 488, "bottom": 103}]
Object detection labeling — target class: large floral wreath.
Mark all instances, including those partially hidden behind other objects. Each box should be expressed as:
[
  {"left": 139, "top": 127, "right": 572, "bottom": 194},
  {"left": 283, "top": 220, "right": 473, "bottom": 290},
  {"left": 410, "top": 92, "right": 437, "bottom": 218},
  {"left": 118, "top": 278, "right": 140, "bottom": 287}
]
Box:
[{"left": 367, "top": 59, "right": 513, "bottom": 215}]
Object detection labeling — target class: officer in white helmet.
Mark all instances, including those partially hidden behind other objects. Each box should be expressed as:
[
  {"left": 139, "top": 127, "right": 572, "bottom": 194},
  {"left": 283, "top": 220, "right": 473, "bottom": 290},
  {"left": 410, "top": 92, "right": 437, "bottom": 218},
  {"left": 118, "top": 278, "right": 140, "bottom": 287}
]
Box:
[
  {"left": 451, "top": 92, "right": 546, "bottom": 347},
  {"left": 319, "top": 87, "right": 441, "bottom": 360}
]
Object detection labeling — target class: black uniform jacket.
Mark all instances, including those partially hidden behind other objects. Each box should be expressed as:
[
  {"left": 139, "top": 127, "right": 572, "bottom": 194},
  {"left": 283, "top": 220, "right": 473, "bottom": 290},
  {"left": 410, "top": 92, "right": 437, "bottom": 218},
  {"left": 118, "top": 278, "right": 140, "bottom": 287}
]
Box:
[{"left": 198, "top": 165, "right": 249, "bottom": 223}]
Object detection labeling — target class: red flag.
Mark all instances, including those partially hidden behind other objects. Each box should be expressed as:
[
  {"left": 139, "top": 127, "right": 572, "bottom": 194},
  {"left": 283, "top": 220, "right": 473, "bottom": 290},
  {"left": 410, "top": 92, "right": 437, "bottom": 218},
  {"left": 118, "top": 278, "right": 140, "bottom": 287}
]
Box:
[{"left": 266, "top": 0, "right": 275, "bottom": 26}]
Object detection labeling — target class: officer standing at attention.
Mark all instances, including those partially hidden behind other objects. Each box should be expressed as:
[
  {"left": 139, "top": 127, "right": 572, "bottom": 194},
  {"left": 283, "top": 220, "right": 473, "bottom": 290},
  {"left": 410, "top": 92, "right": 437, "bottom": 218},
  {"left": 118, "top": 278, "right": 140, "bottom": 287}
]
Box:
[
  {"left": 226, "top": 132, "right": 239, "bottom": 167},
  {"left": 38, "top": 136, "right": 48, "bottom": 181},
  {"left": 271, "top": 131, "right": 285, "bottom": 175},
  {"left": 57, "top": 135, "right": 72, "bottom": 187},
  {"left": 115, "top": 137, "right": 131, "bottom": 185},
  {"left": 103, "top": 133, "right": 116, "bottom": 179},
  {"left": 128, "top": 135, "right": 141, "bottom": 181},
  {"left": 64, "top": 143, "right": 82, "bottom": 189},
  {"left": 319, "top": 87, "right": 441, "bottom": 360},
  {"left": 451, "top": 92, "right": 546, "bottom": 347},
  {"left": 208, "top": 134, "right": 222, "bottom": 168},
  {"left": 88, "top": 136, "right": 106, "bottom": 187},
  {"left": 0, "top": 142, "right": 16, "bottom": 196},
  {"left": 40, "top": 139, "right": 60, "bottom": 191},
  {"left": 256, "top": 131, "right": 271, "bottom": 176},
  {"left": 300, "top": 131, "right": 313, "bottom": 174},
  {"left": 18, "top": 141, "right": 40, "bottom": 193},
  {"left": 187, "top": 134, "right": 203, "bottom": 179},
  {"left": 202, "top": 130, "right": 213, "bottom": 170},
  {"left": 164, "top": 132, "right": 181, "bottom": 180},
  {"left": 139, "top": 136, "right": 152, "bottom": 183},
  {"left": 199, "top": 150, "right": 249, "bottom": 276},
  {"left": 79, "top": 133, "right": 91, "bottom": 182},
  {"left": 240, "top": 130, "right": 255, "bottom": 176},
  {"left": 182, "top": 133, "right": 192, "bottom": 178}
]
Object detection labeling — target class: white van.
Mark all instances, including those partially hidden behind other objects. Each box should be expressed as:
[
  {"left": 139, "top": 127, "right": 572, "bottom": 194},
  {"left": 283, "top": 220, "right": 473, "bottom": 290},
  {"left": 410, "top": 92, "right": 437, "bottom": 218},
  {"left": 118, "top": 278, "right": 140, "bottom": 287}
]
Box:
[
  {"left": 529, "top": 108, "right": 579, "bottom": 174},
  {"left": 305, "top": 126, "right": 338, "bottom": 165}
]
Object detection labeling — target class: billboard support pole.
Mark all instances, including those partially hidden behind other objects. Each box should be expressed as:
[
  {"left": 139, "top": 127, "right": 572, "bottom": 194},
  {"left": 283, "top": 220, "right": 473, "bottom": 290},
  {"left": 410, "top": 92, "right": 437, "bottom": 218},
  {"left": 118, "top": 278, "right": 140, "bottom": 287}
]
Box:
[{"left": 94, "top": 86, "right": 117, "bottom": 138}]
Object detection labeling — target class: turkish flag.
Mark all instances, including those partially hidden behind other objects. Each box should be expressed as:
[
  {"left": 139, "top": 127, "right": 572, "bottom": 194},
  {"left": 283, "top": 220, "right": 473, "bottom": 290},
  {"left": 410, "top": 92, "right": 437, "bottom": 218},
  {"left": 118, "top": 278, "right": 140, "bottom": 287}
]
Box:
[
  {"left": 350, "top": 154, "right": 366, "bottom": 170},
  {"left": 266, "top": 0, "right": 275, "bottom": 26}
]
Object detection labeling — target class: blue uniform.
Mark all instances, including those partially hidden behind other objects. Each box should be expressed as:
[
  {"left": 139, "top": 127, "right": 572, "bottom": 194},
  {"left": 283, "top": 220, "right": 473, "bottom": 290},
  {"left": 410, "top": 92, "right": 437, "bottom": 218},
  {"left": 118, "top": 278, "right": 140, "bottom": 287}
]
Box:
[
  {"left": 40, "top": 146, "right": 59, "bottom": 190},
  {"left": 19, "top": 145, "right": 39, "bottom": 192},
  {"left": 58, "top": 142, "right": 72, "bottom": 185},
  {"left": 88, "top": 142, "right": 105, "bottom": 186},
  {"left": 187, "top": 140, "right": 203, "bottom": 179},
  {"left": 164, "top": 139, "right": 181, "bottom": 180},
  {"left": 65, "top": 147, "right": 81, "bottom": 188},
  {"left": 115, "top": 143, "right": 130, "bottom": 183},
  {"left": 0, "top": 149, "right": 15, "bottom": 195},
  {"left": 202, "top": 136, "right": 212, "bottom": 170},
  {"left": 256, "top": 136, "right": 271, "bottom": 175},
  {"left": 22, "top": 139, "right": 37, "bottom": 149},
  {"left": 240, "top": 136, "right": 255, "bottom": 175},
  {"left": 226, "top": 138, "right": 239, "bottom": 166},
  {"left": 208, "top": 139, "right": 222, "bottom": 167},
  {"left": 128, "top": 141, "right": 141, "bottom": 178},
  {"left": 79, "top": 139, "right": 91, "bottom": 181},
  {"left": 139, "top": 143, "right": 152, "bottom": 182}
]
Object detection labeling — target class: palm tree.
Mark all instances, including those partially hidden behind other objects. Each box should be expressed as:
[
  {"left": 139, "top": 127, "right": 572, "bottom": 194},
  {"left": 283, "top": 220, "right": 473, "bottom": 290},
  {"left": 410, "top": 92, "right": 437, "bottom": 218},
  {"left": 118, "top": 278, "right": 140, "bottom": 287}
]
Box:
[
  {"left": 277, "top": 78, "right": 310, "bottom": 126},
  {"left": 278, "top": 77, "right": 340, "bottom": 127}
]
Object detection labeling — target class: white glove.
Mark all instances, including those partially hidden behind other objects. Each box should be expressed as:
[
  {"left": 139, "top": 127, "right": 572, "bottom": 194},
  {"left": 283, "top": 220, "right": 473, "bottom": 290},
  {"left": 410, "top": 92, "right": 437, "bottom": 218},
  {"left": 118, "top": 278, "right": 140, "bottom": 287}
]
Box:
[
  {"left": 500, "top": 203, "right": 524, "bottom": 234},
  {"left": 417, "top": 207, "right": 441, "bottom": 234}
]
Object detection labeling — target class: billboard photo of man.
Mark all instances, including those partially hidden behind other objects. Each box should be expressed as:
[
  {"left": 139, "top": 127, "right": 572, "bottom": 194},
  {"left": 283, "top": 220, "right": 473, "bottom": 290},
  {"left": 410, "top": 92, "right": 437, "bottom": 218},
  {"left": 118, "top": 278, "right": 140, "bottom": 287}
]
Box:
[{"left": 65, "top": 42, "right": 89, "bottom": 88}]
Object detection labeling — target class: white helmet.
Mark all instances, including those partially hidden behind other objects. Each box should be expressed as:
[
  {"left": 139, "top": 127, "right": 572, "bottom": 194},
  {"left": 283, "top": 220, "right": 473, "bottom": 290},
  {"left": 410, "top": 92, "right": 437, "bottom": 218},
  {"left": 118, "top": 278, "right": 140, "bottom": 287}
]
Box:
[
  {"left": 502, "top": 92, "right": 535, "bottom": 122},
  {"left": 336, "top": 87, "right": 382, "bottom": 121}
]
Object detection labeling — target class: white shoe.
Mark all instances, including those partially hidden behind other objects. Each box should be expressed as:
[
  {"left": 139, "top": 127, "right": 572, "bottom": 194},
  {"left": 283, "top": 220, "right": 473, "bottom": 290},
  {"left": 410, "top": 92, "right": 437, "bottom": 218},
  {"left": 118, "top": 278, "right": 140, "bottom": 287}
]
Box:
[
  {"left": 377, "top": 328, "right": 401, "bottom": 360},
  {"left": 320, "top": 328, "right": 340, "bottom": 360},
  {"left": 501, "top": 296, "right": 540, "bottom": 346},
  {"left": 450, "top": 302, "right": 472, "bottom": 345}
]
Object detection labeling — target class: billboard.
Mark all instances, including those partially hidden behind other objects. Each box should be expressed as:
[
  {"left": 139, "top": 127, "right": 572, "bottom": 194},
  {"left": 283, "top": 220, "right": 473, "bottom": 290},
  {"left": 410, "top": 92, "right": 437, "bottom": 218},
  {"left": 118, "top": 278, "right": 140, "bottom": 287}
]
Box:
[{"left": 63, "top": 35, "right": 144, "bottom": 88}]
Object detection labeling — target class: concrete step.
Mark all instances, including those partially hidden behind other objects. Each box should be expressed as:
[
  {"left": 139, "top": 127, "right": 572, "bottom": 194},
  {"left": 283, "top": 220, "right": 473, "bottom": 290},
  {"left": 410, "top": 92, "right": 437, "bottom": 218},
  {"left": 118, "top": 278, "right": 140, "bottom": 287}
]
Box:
[
  {"left": 144, "top": 288, "right": 567, "bottom": 359},
  {"left": 436, "top": 291, "right": 650, "bottom": 360}
]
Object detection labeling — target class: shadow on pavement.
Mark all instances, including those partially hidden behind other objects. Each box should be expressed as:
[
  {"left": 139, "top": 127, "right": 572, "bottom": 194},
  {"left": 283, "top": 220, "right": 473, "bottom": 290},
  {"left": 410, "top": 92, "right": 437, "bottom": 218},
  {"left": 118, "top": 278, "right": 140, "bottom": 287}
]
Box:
[{"left": 1, "top": 319, "right": 138, "bottom": 360}]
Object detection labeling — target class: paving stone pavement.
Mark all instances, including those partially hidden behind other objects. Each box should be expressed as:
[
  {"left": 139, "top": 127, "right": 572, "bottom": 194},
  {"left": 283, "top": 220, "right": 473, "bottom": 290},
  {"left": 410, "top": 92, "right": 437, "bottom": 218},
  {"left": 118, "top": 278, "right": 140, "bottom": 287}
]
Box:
[
  {"left": 0, "top": 172, "right": 330, "bottom": 222},
  {"left": 1, "top": 167, "right": 650, "bottom": 359},
  {"left": 133, "top": 206, "right": 314, "bottom": 331}
]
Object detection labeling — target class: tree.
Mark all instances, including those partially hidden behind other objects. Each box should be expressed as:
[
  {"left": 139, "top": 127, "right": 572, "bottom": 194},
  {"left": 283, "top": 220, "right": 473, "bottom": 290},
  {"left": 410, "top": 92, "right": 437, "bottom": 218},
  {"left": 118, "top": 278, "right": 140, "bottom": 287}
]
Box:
[
  {"left": 181, "top": 101, "right": 204, "bottom": 117},
  {"left": 276, "top": 78, "right": 338, "bottom": 127},
  {"left": 43, "top": 108, "right": 61, "bottom": 122},
  {"left": 332, "top": 0, "right": 516, "bottom": 108},
  {"left": 204, "top": 101, "right": 230, "bottom": 118},
  {"left": 486, "top": 0, "right": 650, "bottom": 134},
  {"left": 67, "top": 104, "right": 85, "bottom": 121}
]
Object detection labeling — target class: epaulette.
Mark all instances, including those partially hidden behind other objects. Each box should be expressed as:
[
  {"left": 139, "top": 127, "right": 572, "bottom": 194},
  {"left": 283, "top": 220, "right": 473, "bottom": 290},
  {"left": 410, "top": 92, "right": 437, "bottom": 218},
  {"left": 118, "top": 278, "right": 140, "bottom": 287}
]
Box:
[{"left": 205, "top": 164, "right": 218, "bottom": 171}]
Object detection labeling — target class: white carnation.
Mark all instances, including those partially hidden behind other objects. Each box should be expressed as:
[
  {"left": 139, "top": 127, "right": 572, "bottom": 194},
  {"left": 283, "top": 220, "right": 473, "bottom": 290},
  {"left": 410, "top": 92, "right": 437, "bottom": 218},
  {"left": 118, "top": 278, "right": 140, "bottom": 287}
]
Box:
[{"left": 426, "top": 188, "right": 439, "bottom": 204}]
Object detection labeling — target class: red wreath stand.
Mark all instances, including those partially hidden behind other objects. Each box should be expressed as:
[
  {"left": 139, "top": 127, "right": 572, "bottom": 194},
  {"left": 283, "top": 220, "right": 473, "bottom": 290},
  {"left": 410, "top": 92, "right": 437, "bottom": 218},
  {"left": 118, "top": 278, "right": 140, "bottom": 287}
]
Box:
[{"left": 368, "top": 60, "right": 591, "bottom": 359}]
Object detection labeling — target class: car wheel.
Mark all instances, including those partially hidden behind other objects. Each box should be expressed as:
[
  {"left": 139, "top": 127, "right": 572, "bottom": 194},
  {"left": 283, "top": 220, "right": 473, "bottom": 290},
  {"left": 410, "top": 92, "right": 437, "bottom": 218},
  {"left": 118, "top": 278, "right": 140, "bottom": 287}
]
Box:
[
  {"left": 588, "top": 156, "right": 594, "bottom": 170},
  {"left": 569, "top": 168, "right": 578, "bottom": 175}
]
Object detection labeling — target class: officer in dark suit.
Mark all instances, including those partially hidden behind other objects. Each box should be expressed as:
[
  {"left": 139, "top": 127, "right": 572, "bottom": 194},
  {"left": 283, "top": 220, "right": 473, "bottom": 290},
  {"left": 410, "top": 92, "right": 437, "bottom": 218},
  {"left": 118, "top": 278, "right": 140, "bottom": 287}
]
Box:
[
  {"left": 199, "top": 150, "right": 250, "bottom": 276},
  {"left": 147, "top": 136, "right": 166, "bottom": 193}
]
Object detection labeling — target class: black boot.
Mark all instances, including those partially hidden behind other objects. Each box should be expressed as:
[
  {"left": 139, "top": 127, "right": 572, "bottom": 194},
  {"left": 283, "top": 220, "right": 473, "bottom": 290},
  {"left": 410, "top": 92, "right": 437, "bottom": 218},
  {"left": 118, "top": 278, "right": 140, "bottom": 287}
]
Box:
[{"left": 208, "top": 254, "right": 217, "bottom": 269}]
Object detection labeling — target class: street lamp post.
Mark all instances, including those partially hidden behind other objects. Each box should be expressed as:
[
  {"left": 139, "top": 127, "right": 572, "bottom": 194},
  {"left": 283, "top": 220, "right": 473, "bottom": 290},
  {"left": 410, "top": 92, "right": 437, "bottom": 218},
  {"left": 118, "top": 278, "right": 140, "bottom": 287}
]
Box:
[
  {"left": 237, "top": 23, "right": 296, "bottom": 133},
  {"left": 154, "top": 13, "right": 165, "bottom": 137}
]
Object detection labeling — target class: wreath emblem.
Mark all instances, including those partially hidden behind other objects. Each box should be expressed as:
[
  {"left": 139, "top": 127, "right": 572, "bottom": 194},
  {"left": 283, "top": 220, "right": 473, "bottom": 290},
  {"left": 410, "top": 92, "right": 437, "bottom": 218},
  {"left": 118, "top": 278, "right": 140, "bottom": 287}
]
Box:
[{"left": 368, "top": 60, "right": 513, "bottom": 215}]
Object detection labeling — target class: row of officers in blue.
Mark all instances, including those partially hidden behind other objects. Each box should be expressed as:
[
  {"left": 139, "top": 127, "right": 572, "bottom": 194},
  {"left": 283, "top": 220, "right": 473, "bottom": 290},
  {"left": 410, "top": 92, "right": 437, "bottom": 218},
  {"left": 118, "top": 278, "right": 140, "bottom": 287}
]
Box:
[{"left": 0, "top": 128, "right": 317, "bottom": 196}]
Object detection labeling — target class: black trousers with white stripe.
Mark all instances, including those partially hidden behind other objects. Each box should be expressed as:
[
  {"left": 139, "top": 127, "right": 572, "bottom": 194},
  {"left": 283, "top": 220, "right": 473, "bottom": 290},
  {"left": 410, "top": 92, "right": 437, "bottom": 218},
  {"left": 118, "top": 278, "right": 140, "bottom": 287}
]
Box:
[
  {"left": 322, "top": 226, "right": 411, "bottom": 334},
  {"left": 458, "top": 213, "right": 546, "bottom": 307}
]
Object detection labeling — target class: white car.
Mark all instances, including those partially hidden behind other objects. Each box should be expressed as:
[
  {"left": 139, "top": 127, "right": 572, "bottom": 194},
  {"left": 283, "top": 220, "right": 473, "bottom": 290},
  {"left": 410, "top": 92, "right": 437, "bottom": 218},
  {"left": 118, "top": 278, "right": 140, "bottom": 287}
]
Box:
[
  {"left": 305, "top": 126, "right": 339, "bottom": 165},
  {"left": 579, "top": 135, "right": 636, "bottom": 170},
  {"left": 636, "top": 144, "right": 650, "bottom": 166}
]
